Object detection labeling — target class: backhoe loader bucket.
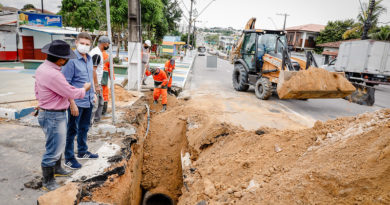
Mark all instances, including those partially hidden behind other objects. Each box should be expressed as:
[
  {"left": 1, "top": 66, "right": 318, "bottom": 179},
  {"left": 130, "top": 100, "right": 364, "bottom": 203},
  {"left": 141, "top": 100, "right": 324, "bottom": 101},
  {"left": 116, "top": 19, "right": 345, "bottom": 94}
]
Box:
[{"left": 276, "top": 68, "right": 356, "bottom": 99}]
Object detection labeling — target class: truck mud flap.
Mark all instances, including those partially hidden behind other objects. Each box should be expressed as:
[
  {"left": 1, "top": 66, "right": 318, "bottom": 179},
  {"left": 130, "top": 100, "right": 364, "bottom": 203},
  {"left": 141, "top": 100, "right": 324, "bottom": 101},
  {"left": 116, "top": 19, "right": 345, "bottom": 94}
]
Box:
[{"left": 345, "top": 83, "right": 375, "bottom": 106}]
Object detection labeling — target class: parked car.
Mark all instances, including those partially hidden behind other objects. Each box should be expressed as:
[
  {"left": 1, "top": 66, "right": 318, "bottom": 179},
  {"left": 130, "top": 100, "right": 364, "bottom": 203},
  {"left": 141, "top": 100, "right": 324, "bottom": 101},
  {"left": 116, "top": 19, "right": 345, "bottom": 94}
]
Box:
[
  {"left": 198, "top": 46, "right": 206, "bottom": 56},
  {"left": 321, "top": 58, "right": 336, "bottom": 72}
]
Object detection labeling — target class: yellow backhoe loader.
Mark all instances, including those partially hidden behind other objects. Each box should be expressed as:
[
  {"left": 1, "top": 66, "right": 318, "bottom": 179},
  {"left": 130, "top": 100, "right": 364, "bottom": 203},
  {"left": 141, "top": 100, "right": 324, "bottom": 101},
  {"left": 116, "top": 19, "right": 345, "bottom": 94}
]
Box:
[{"left": 231, "top": 18, "right": 356, "bottom": 100}]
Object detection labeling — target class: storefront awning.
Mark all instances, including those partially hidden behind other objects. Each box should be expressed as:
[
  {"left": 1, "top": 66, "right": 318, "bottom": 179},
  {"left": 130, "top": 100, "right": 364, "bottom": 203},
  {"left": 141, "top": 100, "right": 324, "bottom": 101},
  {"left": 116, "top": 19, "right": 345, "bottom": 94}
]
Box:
[{"left": 19, "top": 25, "right": 79, "bottom": 35}]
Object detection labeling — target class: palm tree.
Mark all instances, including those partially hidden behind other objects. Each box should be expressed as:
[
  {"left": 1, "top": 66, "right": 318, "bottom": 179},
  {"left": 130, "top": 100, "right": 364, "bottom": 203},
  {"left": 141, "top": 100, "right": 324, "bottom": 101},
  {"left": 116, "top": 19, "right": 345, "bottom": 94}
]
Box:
[
  {"left": 369, "top": 26, "right": 390, "bottom": 41},
  {"left": 357, "top": 0, "right": 387, "bottom": 28},
  {"left": 343, "top": 0, "right": 387, "bottom": 39}
]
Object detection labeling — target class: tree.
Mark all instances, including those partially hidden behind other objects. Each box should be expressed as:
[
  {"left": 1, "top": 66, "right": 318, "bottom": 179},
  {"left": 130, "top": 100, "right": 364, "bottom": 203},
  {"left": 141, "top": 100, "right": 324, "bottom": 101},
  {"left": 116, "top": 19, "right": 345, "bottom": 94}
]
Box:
[
  {"left": 107, "top": 0, "right": 128, "bottom": 57},
  {"left": 370, "top": 26, "right": 390, "bottom": 41},
  {"left": 59, "top": 0, "right": 104, "bottom": 32},
  {"left": 357, "top": 0, "right": 387, "bottom": 29},
  {"left": 181, "top": 33, "right": 195, "bottom": 47},
  {"left": 22, "top": 4, "right": 35, "bottom": 10},
  {"left": 161, "top": 0, "right": 182, "bottom": 33},
  {"left": 140, "top": 0, "right": 182, "bottom": 43},
  {"left": 315, "top": 19, "right": 357, "bottom": 53},
  {"left": 343, "top": 0, "right": 387, "bottom": 39},
  {"left": 205, "top": 34, "right": 219, "bottom": 45},
  {"left": 316, "top": 19, "right": 356, "bottom": 44}
]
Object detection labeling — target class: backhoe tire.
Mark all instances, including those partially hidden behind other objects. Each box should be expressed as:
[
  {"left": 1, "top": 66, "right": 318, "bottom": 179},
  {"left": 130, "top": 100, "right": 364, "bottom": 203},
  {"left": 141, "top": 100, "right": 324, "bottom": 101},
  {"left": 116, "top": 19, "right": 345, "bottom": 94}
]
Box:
[
  {"left": 255, "top": 77, "right": 272, "bottom": 100},
  {"left": 232, "top": 63, "right": 249, "bottom": 91}
]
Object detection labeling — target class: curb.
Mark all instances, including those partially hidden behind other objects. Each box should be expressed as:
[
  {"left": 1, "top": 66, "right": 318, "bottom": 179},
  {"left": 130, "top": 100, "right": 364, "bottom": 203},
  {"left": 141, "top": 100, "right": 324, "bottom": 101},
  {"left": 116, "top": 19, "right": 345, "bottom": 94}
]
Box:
[
  {"left": 182, "top": 51, "right": 197, "bottom": 88},
  {"left": 0, "top": 107, "right": 35, "bottom": 120}
]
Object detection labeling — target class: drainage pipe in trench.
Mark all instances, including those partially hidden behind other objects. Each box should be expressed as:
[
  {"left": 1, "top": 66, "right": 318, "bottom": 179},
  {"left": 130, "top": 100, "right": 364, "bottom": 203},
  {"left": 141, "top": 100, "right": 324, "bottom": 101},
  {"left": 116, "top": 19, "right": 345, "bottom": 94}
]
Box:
[
  {"left": 142, "top": 192, "right": 174, "bottom": 205},
  {"left": 144, "top": 104, "right": 151, "bottom": 138}
]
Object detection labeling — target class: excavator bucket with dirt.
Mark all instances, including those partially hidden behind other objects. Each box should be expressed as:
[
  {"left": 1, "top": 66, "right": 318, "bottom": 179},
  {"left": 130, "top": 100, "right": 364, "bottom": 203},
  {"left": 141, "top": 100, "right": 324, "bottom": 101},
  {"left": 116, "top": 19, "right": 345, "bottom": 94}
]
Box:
[{"left": 276, "top": 68, "right": 356, "bottom": 99}]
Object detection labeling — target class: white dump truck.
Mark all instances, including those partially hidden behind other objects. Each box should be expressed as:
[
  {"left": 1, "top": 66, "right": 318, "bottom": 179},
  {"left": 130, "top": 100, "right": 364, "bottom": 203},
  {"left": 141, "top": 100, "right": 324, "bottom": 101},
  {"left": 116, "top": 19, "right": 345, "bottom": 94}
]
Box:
[{"left": 332, "top": 40, "right": 390, "bottom": 106}]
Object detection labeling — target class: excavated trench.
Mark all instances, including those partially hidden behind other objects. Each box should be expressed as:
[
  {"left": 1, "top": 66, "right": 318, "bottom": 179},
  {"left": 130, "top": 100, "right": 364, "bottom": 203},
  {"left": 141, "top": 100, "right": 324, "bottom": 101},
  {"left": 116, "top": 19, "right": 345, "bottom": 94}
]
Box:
[
  {"left": 87, "top": 92, "right": 189, "bottom": 205},
  {"left": 139, "top": 96, "right": 188, "bottom": 204}
]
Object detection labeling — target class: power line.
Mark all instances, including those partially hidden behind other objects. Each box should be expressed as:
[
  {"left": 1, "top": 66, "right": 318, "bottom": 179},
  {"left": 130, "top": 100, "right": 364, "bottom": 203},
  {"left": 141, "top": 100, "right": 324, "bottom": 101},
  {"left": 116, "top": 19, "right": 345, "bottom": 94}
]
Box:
[
  {"left": 180, "top": 0, "right": 190, "bottom": 13},
  {"left": 268, "top": 17, "right": 278, "bottom": 30}
]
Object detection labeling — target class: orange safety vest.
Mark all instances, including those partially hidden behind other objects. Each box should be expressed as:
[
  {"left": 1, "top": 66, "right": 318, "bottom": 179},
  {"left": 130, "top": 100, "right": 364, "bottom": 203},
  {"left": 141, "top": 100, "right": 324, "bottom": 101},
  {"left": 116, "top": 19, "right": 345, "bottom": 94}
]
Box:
[
  {"left": 145, "top": 68, "right": 168, "bottom": 87},
  {"left": 164, "top": 60, "right": 175, "bottom": 74}
]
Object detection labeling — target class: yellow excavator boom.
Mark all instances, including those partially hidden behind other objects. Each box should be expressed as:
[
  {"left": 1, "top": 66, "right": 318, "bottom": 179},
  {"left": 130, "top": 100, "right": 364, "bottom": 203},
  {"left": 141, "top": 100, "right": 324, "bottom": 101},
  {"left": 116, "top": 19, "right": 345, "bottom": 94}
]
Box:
[{"left": 230, "top": 18, "right": 256, "bottom": 63}]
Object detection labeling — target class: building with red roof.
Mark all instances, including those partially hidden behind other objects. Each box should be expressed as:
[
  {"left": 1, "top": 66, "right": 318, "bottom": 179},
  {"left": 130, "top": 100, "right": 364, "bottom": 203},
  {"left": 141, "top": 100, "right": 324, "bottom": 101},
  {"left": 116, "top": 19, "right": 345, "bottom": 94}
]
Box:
[{"left": 286, "top": 24, "right": 325, "bottom": 51}]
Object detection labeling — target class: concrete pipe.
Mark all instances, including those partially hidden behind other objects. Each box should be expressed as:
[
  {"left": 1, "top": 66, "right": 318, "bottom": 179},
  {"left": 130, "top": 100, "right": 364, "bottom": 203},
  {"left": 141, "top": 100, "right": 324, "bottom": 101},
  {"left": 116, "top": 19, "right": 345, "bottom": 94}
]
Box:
[{"left": 142, "top": 191, "right": 174, "bottom": 205}]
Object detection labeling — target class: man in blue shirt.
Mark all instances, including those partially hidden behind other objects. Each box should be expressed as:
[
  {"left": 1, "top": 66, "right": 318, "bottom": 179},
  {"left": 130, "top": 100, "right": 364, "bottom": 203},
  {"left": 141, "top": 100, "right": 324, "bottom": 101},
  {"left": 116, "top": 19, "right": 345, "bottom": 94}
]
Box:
[{"left": 62, "top": 32, "right": 99, "bottom": 169}]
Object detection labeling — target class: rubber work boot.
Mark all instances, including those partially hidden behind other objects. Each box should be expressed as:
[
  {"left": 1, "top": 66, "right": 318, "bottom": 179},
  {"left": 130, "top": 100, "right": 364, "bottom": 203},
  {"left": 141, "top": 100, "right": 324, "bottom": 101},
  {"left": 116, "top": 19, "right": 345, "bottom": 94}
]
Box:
[
  {"left": 41, "top": 166, "right": 60, "bottom": 191},
  {"left": 54, "top": 156, "right": 72, "bottom": 177},
  {"left": 153, "top": 100, "right": 158, "bottom": 104},
  {"left": 102, "top": 102, "right": 108, "bottom": 115},
  {"left": 161, "top": 104, "right": 167, "bottom": 112}
]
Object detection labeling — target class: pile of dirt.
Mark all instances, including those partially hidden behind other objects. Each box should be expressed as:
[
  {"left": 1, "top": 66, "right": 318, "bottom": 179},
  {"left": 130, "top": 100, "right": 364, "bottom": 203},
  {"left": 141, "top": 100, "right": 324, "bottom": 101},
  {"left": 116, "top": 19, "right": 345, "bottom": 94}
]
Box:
[
  {"left": 112, "top": 84, "right": 139, "bottom": 103},
  {"left": 179, "top": 109, "right": 390, "bottom": 204},
  {"left": 277, "top": 68, "right": 356, "bottom": 99}
]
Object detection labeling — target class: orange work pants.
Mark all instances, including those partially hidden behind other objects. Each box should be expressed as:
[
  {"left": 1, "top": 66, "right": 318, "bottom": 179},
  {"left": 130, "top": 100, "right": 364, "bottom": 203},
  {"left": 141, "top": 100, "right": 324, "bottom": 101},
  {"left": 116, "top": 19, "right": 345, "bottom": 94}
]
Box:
[
  {"left": 168, "top": 76, "right": 173, "bottom": 88},
  {"left": 153, "top": 88, "right": 167, "bottom": 105},
  {"left": 102, "top": 85, "right": 109, "bottom": 102}
]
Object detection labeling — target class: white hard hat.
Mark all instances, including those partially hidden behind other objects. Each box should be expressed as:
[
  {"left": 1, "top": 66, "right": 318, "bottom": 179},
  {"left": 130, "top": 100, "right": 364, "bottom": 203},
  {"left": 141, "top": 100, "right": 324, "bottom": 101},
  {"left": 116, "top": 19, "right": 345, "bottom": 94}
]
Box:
[{"left": 145, "top": 40, "right": 151, "bottom": 47}]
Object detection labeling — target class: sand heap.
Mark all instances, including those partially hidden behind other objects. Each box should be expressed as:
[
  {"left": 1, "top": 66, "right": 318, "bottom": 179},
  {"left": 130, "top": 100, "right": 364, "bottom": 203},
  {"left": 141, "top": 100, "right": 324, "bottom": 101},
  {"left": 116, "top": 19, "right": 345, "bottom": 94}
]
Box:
[
  {"left": 179, "top": 109, "right": 390, "bottom": 204},
  {"left": 277, "top": 68, "right": 356, "bottom": 99}
]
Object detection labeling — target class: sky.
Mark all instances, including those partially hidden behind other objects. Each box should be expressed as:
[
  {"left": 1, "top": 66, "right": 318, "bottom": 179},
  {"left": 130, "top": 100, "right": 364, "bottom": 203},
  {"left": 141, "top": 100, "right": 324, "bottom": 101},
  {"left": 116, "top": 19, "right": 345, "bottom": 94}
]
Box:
[
  {"left": 179, "top": 0, "right": 390, "bottom": 29},
  {"left": 2, "top": 0, "right": 390, "bottom": 30}
]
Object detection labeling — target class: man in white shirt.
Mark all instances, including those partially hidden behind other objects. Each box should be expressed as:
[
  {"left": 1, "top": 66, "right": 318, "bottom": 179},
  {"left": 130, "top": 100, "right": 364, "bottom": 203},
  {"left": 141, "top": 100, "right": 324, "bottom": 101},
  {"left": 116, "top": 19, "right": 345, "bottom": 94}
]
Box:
[
  {"left": 142, "top": 40, "right": 151, "bottom": 85},
  {"left": 89, "top": 36, "right": 110, "bottom": 124}
]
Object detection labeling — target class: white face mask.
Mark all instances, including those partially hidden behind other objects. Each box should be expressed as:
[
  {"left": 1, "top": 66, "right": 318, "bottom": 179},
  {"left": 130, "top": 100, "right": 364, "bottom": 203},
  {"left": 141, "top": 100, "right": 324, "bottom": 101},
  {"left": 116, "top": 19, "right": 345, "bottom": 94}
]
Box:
[{"left": 77, "top": 44, "right": 90, "bottom": 54}]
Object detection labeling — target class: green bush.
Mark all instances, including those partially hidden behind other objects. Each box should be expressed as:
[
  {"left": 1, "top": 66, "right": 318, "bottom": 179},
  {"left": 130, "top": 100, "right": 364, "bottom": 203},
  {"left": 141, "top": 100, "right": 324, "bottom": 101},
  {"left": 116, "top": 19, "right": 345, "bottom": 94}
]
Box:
[
  {"left": 150, "top": 58, "right": 170, "bottom": 64},
  {"left": 160, "top": 54, "right": 173, "bottom": 59},
  {"left": 113, "top": 57, "right": 120, "bottom": 64}
]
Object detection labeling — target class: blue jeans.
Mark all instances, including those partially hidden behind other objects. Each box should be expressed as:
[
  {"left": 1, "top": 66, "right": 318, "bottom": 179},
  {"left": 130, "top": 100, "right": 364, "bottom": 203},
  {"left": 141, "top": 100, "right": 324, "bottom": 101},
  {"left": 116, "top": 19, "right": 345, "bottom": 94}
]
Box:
[
  {"left": 38, "top": 110, "right": 67, "bottom": 167},
  {"left": 65, "top": 105, "right": 93, "bottom": 160}
]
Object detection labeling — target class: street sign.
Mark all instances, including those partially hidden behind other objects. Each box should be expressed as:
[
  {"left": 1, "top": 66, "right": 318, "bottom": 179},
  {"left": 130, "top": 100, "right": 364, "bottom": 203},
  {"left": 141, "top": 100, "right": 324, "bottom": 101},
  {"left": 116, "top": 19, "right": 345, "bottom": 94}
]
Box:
[{"left": 17, "top": 11, "right": 62, "bottom": 27}]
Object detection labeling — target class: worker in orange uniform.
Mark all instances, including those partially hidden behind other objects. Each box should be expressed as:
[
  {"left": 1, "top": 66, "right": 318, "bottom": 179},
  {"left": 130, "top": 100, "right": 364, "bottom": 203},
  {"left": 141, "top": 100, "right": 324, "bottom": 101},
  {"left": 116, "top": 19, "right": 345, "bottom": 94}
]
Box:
[
  {"left": 164, "top": 58, "right": 175, "bottom": 95},
  {"left": 101, "top": 50, "right": 115, "bottom": 115},
  {"left": 145, "top": 67, "right": 168, "bottom": 112}
]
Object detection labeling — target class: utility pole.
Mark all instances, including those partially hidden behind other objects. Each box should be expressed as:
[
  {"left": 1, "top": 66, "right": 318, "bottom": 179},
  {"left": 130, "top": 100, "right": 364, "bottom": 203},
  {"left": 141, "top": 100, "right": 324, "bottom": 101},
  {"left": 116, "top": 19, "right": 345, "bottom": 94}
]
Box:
[
  {"left": 41, "top": 0, "right": 44, "bottom": 13},
  {"left": 362, "top": 0, "right": 375, "bottom": 40},
  {"left": 127, "top": 0, "right": 142, "bottom": 91},
  {"left": 105, "top": 0, "right": 116, "bottom": 124},
  {"left": 277, "top": 13, "right": 290, "bottom": 31},
  {"left": 193, "top": 20, "right": 196, "bottom": 48},
  {"left": 187, "top": 0, "right": 194, "bottom": 51}
]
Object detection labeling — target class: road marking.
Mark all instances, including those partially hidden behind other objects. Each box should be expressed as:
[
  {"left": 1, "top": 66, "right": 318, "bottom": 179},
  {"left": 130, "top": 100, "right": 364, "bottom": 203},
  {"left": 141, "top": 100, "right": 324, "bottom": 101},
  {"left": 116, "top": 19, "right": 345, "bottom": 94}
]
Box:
[{"left": 0, "top": 92, "right": 15, "bottom": 97}]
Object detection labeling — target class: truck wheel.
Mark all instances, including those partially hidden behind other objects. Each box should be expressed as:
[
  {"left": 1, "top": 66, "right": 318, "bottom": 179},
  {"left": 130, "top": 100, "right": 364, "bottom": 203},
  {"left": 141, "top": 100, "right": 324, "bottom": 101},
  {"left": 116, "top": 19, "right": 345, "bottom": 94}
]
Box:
[
  {"left": 232, "top": 63, "right": 249, "bottom": 91},
  {"left": 255, "top": 77, "right": 272, "bottom": 100}
]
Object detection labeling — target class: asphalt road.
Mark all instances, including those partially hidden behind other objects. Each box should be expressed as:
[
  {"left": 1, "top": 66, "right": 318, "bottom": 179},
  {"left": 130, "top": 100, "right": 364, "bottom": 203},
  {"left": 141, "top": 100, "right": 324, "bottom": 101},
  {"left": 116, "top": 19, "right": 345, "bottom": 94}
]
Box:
[{"left": 188, "top": 53, "right": 389, "bottom": 123}]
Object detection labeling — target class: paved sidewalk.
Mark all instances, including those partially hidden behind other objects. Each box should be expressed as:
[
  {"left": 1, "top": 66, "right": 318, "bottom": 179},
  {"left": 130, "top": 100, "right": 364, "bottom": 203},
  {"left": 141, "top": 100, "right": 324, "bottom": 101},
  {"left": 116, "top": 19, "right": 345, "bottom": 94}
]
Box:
[{"left": 149, "top": 51, "right": 196, "bottom": 88}]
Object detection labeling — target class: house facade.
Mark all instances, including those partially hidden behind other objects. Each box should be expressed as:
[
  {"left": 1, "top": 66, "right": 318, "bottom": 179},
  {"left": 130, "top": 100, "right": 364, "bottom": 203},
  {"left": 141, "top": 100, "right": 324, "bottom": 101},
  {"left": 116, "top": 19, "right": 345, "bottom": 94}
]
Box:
[
  {"left": 0, "top": 11, "right": 78, "bottom": 61},
  {"left": 286, "top": 24, "right": 325, "bottom": 51}
]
